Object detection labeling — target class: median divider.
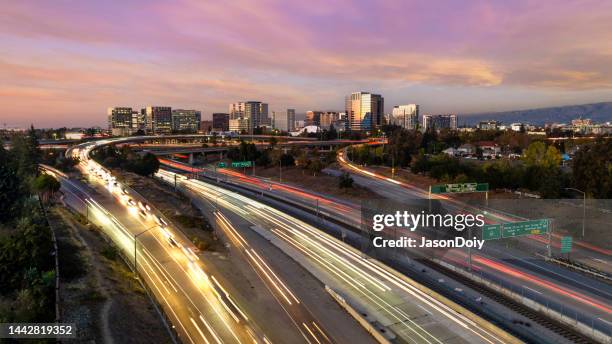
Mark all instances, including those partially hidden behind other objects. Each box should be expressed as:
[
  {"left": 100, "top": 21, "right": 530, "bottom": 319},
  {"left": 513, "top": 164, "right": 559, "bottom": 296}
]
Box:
[
  {"left": 171, "top": 167, "right": 523, "bottom": 344},
  {"left": 325, "top": 286, "right": 392, "bottom": 344}
]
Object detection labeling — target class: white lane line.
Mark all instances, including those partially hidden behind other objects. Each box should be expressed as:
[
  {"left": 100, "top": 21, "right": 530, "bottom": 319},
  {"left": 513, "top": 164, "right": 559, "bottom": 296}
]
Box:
[{"left": 522, "top": 286, "right": 542, "bottom": 295}]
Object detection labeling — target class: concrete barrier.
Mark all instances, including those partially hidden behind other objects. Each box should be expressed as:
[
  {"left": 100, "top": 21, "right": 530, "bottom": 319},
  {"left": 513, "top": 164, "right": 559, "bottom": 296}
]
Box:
[{"left": 325, "top": 286, "right": 392, "bottom": 344}]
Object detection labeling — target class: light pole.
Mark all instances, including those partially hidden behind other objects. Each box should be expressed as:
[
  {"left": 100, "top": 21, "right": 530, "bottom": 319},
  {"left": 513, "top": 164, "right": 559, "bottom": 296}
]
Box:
[
  {"left": 134, "top": 225, "right": 157, "bottom": 278},
  {"left": 564, "top": 188, "right": 586, "bottom": 237}
]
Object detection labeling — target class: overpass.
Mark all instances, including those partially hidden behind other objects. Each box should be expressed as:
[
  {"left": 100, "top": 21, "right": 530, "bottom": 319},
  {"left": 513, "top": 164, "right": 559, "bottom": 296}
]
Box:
[{"left": 137, "top": 139, "right": 367, "bottom": 156}]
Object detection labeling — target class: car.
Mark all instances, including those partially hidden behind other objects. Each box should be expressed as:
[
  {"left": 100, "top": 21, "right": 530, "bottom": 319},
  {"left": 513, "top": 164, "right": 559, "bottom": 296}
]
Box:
[
  {"left": 127, "top": 199, "right": 136, "bottom": 207},
  {"left": 138, "top": 210, "right": 147, "bottom": 219},
  {"left": 168, "top": 236, "right": 179, "bottom": 247}
]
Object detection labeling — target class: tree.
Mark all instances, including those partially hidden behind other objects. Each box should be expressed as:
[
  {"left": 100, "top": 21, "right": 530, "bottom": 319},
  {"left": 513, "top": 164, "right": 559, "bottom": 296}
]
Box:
[
  {"left": 136, "top": 153, "right": 160, "bottom": 176},
  {"left": 31, "top": 174, "right": 61, "bottom": 203},
  {"left": 523, "top": 141, "right": 561, "bottom": 169},
  {"left": 11, "top": 125, "right": 41, "bottom": 181},
  {"left": 308, "top": 158, "right": 324, "bottom": 176},
  {"left": 0, "top": 146, "right": 22, "bottom": 222},
  {"left": 571, "top": 140, "right": 612, "bottom": 198},
  {"left": 280, "top": 153, "right": 295, "bottom": 167},
  {"left": 338, "top": 172, "right": 354, "bottom": 189}
]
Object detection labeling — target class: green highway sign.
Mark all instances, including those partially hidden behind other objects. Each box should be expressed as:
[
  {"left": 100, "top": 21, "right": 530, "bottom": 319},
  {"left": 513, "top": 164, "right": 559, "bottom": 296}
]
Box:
[
  {"left": 231, "top": 161, "right": 252, "bottom": 168},
  {"left": 431, "top": 183, "right": 489, "bottom": 194},
  {"left": 482, "top": 224, "right": 501, "bottom": 240},
  {"left": 560, "top": 236, "right": 573, "bottom": 254},
  {"left": 502, "top": 219, "right": 549, "bottom": 238},
  {"left": 217, "top": 162, "right": 227, "bottom": 168}
]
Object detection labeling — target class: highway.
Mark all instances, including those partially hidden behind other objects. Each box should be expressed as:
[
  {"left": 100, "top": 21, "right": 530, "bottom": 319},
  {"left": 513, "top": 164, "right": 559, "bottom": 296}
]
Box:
[
  {"left": 58, "top": 140, "right": 343, "bottom": 344},
  {"left": 155, "top": 168, "right": 518, "bottom": 344},
  {"left": 333, "top": 149, "right": 612, "bottom": 337},
  {"left": 158, "top": 156, "right": 612, "bottom": 340}
]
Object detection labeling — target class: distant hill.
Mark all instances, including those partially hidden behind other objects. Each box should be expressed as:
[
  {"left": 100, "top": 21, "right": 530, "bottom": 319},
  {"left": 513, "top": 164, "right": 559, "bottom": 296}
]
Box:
[{"left": 459, "top": 102, "right": 612, "bottom": 126}]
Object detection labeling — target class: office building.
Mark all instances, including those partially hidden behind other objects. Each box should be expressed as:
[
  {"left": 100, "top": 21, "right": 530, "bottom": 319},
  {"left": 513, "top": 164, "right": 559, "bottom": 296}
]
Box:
[
  {"left": 212, "top": 113, "right": 230, "bottom": 131},
  {"left": 229, "top": 118, "right": 250, "bottom": 133},
  {"left": 229, "top": 101, "right": 269, "bottom": 132},
  {"left": 286, "top": 109, "right": 296, "bottom": 132},
  {"left": 108, "top": 107, "right": 135, "bottom": 136},
  {"left": 320, "top": 112, "right": 340, "bottom": 128},
  {"left": 478, "top": 120, "right": 500, "bottom": 130},
  {"left": 306, "top": 111, "right": 323, "bottom": 126},
  {"left": 171, "top": 109, "right": 201, "bottom": 133},
  {"left": 422, "top": 114, "right": 457, "bottom": 131},
  {"left": 145, "top": 106, "right": 172, "bottom": 134},
  {"left": 199, "top": 120, "right": 213, "bottom": 133},
  {"left": 345, "top": 92, "right": 384, "bottom": 131},
  {"left": 391, "top": 104, "right": 419, "bottom": 130}
]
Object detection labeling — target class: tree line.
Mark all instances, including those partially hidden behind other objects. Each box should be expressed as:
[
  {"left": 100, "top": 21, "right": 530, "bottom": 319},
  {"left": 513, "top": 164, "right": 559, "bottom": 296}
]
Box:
[{"left": 0, "top": 126, "right": 57, "bottom": 324}]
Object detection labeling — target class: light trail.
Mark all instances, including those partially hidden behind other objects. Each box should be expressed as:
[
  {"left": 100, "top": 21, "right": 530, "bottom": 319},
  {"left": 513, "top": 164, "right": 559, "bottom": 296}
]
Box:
[{"left": 164, "top": 170, "right": 507, "bottom": 344}]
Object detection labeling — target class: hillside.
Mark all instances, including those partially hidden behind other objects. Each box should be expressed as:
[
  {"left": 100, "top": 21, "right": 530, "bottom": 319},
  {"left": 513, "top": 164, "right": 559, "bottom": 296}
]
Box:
[{"left": 460, "top": 102, "right": 612, "bottom": 126}]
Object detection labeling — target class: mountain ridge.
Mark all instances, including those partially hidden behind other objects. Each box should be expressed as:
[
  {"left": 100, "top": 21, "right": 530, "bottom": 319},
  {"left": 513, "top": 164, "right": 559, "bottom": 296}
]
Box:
[{"left": 458, "top": 101, "right": 612, "bottom": 126}]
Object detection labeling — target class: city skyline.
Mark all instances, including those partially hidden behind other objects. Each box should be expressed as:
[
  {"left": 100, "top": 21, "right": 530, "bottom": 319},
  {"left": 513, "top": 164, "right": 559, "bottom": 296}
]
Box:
[{"left": 2, "top": 0, "right": 612, "bottom": 127}]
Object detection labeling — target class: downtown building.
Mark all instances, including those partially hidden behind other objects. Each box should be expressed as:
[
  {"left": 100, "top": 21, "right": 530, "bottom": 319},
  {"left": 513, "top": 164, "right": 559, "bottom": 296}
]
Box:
[
  {"left": 212, "top": 113, "right": 230, "bottom": 132},
  {"left": 391, "top": 104, "right": 419, "bottom": 130},
  {"left": 345, "top": 92, "right": 384, "bottom": 131},
  {"left": 145, "top": 106, "right": 172, "bottom": 135},
  {"left": 229, "top": 101, "right": 269, "bottom": 133},
  {"left": 319, "top": 112, "right": 340, "bottom": 128},
  {"left": 422, "top": 114, "right": 457, "bottom": 131},
  {"left": 108, "top": 107, "right": 143, "bottom": 136},
  {"left": 171, "top": 109, "right": 201, "bottom": 133},
  {"left": 285, "top": 109, "right": 296, "bottom": 132}
]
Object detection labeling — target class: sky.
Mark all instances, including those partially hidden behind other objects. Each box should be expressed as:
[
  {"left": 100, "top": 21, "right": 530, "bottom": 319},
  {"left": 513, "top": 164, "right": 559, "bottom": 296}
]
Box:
[{"left": 1, "top": 0, "right": 612, "bottom": 127}]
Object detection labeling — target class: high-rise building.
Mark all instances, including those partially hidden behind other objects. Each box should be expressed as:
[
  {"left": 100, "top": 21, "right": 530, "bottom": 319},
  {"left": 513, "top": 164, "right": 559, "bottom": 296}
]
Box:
[
  {"left": 286, "top": 109, "right": 296, "bottom": 132},
  {"left": 422, "top": 114, "right": 457, "bottom": 131},
  {"left": 229, "top": 101, "right": 268, "bottom": 133},
  {"left": 391, "top": 104, "right": 419, "bottom": 130},
  {"left": 320, "top": 112, "right": 339, "bottom": 128},
  {"left": 229, "top": 118, "right": 250, "bottom": 133},
  {"left": 345, "top": 92, "right": 384, "bottom": 131},
  {"left": 108, "top": 107, "right": 133, "bottom": 136},
  {"left": 212, "top": 113, "right": 229, "bottom": 131},
  {"left": 306, "top": 111, "right": 323, "bottom": 126},
  {"left": 199, "top": 120, "right": 213, "bottom": 133},
  {"left": 171, "top": 109, "right": 201, "bottom": 133},
  {"left": 145, "top": 106, "right": 172, "bottom": 134}
]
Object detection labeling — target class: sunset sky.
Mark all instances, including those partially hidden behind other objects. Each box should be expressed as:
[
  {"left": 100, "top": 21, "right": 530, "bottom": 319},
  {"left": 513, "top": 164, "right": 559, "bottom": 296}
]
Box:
[{"left": 2, "top": 0, "right": 612, "bottom": 127}]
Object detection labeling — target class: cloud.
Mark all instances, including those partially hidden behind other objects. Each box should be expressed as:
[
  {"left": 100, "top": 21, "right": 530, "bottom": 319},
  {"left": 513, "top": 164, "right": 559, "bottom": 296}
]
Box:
[{"left": 1, "top": 0, "right": 611, "bottom": 126}]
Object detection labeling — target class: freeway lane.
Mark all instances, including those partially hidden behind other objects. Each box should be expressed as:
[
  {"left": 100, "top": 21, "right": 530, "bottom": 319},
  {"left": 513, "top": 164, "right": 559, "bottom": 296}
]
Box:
[
  {"left": 333, "top": 149, "right": 612, "bottom": 336},
  {"left": 156, "top": 168, "right": 519, "bottom": 344},
  {"left": 48, "top": 165, "right": 268, "bottom": 344},
  {"left": 158, "top": 157, "right": 612, "bottom": 338}
]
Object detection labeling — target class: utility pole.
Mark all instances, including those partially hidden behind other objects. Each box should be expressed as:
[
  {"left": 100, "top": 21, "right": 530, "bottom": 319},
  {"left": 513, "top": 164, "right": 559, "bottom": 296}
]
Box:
[{"left": 134, "top": 226, "right": 156, "bottom": 278}]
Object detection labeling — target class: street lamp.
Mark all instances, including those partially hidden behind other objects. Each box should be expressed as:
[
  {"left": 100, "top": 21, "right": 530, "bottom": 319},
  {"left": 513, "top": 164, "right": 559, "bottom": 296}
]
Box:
[
  {"left": 134, "top": 225, "right": 157, "bottom": 278},
  {"left": 564, "top": 188, "right": 586, "bottom": 237}
]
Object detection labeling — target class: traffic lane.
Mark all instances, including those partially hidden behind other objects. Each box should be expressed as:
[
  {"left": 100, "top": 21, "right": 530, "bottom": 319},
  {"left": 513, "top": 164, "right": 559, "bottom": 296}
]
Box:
[
  {"left": 56, "top": 178, "right": 205, "bottom": 344},
  {"left": 442, "top": 249, "right": 612, "bottom": 330},
  {"left": 181, "top": 181, "right": 376, "bottom": 344},
  {"left": 213, "top": 211, "right": 334, "bottom": 344},
  {"left": 482, "top": 242, "right": 612, "bottom": 302},
  {"left": 184, "top": 178, "right": 506, "bottom": 344},
  {"left": 67, "top": 171, "right": 266, "bottom": 343},
  {"left": 336, "top": 158, "right": 611, "bottom": 261}
]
